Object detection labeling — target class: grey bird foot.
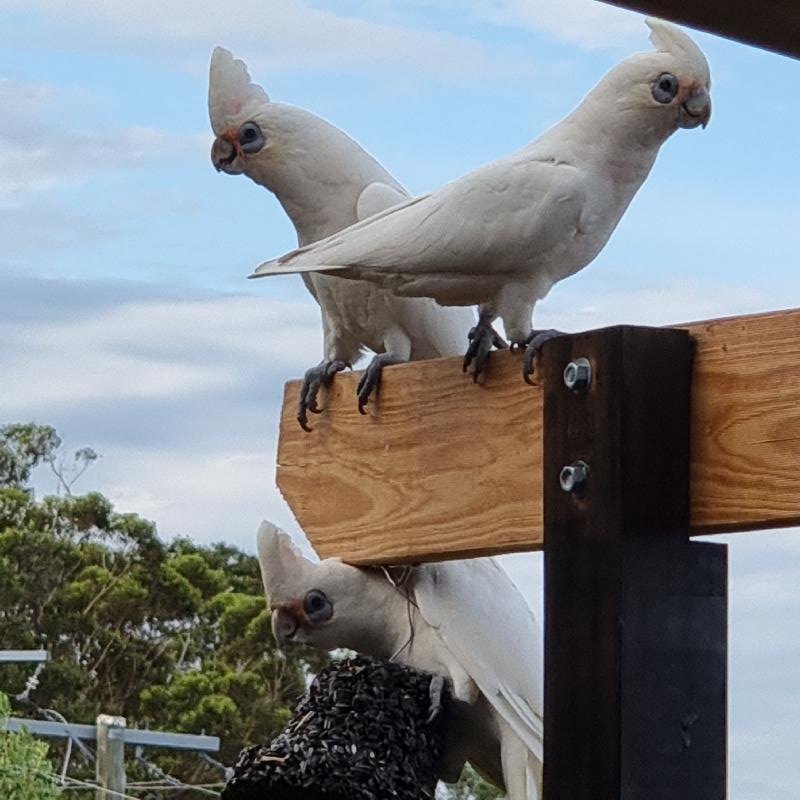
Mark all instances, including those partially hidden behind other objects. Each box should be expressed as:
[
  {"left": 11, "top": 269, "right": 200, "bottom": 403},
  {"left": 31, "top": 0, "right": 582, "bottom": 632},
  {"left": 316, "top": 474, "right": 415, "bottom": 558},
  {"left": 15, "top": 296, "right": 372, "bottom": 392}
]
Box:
[
  {"left": 357, "top": 353, "right": 404, "bottom": 415},
  {"left": 426, "top": 674, "right": 447, "bottom": 724},
  {"left": 462, "top": 319, "right": 508, "bottom": 381},
  {"left": 521, "top": 329, "right": 564, "bottom": 385},
  {"left": 297, "top": 359, "right": 349, "bottom": 432}
]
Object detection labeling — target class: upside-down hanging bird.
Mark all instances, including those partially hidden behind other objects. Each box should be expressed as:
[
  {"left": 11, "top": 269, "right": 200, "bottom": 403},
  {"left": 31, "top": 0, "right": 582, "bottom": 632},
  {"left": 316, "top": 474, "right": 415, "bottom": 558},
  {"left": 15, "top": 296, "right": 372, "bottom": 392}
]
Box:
[{"left": 257, "top": 521, "right": 544, "bottom": 800}]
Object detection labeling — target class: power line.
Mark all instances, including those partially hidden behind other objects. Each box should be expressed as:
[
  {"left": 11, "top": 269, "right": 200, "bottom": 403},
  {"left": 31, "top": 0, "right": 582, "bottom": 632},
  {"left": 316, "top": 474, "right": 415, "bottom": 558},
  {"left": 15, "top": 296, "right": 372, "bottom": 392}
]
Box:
[
  {"left": 0, "top": 759, "right": 223, "bottom": 798},
  {"left": 133, "top": 750, "right": 221, "bottom": 798},
  {"left": 3, "top": 650, "right": 225, "bottom": 797}
]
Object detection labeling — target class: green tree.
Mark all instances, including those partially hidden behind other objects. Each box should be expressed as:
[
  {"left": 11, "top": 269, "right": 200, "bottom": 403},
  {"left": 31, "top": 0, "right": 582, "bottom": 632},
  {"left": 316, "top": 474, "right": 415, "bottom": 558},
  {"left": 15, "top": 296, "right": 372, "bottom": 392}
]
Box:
[
  {"left": 0, "top": 692, "right": 61, "bottom": 799},
  {"left": 0, "top": 423, "right": 497, "bottom": 799},
  {"left": 0, "top": 423, "right": 320, "bottom": 793}
]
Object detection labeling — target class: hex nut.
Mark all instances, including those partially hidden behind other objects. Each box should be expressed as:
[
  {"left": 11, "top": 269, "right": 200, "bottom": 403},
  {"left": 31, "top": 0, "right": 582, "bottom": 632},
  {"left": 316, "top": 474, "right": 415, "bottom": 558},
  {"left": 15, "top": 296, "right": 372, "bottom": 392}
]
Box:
[
  {"left": 559, "top": 460, "right": 590, "bottom": 494},
  {"left": 563, "top": 357, "right": 592, "bottom": 393}
]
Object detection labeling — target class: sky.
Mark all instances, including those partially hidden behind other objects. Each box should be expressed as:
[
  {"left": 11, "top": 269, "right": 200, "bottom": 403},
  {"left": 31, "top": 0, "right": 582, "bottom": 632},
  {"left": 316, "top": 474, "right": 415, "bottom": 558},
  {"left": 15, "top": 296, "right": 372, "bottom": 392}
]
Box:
[{"left": 1, "top": 0, "right": 799, "bottom": 795}]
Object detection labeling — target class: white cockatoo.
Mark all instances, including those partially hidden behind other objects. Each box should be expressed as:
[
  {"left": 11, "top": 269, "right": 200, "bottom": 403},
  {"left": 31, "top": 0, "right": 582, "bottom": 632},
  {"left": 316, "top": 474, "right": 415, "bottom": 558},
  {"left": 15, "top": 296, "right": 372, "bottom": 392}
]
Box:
[
  {"left": 257, "top": 521, "right": 544, "bottom": 800},
  {"left": 208, "top": 48, "right": 475, "bottom": 428},
  {"left": 251, "top": 19, "right": 711, "bottom": 381}
]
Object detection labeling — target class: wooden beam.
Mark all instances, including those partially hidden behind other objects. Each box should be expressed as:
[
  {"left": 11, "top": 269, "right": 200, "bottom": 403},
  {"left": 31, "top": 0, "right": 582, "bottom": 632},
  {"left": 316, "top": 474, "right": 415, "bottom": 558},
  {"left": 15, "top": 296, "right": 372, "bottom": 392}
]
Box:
[
  {"left": 599, "top": 0, "right": 800, "bottom": 60},
  {"left": 276, "top": 308, "right": 800, "bottom": 564}
]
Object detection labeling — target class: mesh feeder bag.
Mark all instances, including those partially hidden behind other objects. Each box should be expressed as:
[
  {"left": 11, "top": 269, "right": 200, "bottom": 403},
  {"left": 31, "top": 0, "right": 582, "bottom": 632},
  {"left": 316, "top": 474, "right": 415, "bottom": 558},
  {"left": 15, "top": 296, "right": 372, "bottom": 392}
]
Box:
[{"left": 222, "top": 656, "right": 449, "bottom": 800}]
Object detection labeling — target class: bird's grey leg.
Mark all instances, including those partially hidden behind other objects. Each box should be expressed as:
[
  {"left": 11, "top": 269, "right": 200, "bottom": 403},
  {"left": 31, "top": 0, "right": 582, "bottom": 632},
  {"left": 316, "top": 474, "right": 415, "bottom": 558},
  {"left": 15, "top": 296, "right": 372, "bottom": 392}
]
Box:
[
  {"left": 426, "top": 674, "right": 447, "bottom": 723},
  {"left": 356, "top": 327, "right": 411, "bottom": 414},
  {"left": 521, "top": 329, "right": 565, "bottom": 385},
  {"left": 462, "top": 308, "right": 508, "bottom": 381},
  {"left": 297, "top": 359, "right": 348, "bottom": 432}
]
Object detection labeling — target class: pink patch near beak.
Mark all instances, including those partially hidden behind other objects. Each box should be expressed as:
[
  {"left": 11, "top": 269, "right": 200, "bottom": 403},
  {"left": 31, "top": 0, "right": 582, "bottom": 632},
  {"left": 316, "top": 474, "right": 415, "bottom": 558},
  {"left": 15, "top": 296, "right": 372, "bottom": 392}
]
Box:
[{"left": 676, "top": 80, "right": 711, "bottom": 129}]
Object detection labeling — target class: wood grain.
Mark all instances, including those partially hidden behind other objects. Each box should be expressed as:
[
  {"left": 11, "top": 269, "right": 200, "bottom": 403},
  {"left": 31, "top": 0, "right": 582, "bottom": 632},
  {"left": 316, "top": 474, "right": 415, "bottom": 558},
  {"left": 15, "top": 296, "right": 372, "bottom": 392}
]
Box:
[
  {"left": 276, "top": 308, "right": 800, "bottom": 564},
  {"left": 277, "top": 350, "right": 543, "bottom": 563},
  {"left": 689, "top": 309, "right": 800, "bottom": 533}
]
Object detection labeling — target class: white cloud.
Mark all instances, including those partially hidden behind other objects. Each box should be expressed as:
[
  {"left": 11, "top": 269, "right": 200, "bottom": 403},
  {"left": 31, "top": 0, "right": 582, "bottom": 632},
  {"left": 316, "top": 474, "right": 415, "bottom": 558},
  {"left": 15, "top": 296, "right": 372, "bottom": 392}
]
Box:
[
  {"left": 5, "top": 282, "right": 322, "bottom": 548},
  {"left": 0, "top": 293, "right": 320, "bottom": 415},
  {"left": 0, "top": 0, "right": 530, "bottom": 82},
  {"left": 462, "top": 0, "right": 642, "bottom": 49},
  {"left": 0, "top": 201, "right": 114, "bottom": 255},
  {"left": 377, "top": 0, "right": 642, "bottom": 49},
  {"left": 734, "top": 564, "right": 800, "bottom": 607},
  {"left": 0, "top": 78, "right": 203, "bottom": 204},
  {"left": 505, "top": 273, "right": 775, "bottom": 340},
  {"left": 87, "top": 443, "right": 299, "bottom": 549}
]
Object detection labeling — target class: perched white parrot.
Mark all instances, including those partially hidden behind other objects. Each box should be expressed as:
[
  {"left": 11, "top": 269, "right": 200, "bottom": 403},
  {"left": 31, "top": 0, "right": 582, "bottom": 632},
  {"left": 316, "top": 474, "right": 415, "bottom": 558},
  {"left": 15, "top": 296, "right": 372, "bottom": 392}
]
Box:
[
  {"left": 257, "top": 521, "right": 544, "bottom": 800},
  {"left": 208, "top": 48, "right": 475, "bottom": 428},
  {"left": 251, "top": 19, "right": 711, "bottom": 381}
]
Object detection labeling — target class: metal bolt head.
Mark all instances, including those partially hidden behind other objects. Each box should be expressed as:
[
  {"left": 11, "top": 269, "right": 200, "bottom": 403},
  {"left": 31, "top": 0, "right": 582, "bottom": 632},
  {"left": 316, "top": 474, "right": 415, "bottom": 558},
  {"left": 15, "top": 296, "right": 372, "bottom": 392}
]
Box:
[
  {"left": 559, "top": 460, "right": 590, "bottom": 494},
  {"left": 563, "top": 357, "right": 592, "bottom": 393}
]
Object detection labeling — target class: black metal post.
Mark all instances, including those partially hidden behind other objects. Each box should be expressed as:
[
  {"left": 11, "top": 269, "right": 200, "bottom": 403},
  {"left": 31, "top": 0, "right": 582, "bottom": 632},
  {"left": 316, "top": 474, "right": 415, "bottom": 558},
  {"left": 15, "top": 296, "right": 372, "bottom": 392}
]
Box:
[{"left": 541, "top": 326, "right": 727, "bottom": 800}]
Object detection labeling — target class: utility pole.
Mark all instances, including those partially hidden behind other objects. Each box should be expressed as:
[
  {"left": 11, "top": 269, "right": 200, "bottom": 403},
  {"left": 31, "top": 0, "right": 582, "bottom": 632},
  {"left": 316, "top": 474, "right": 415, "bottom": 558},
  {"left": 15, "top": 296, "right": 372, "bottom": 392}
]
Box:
[{"left": 96, "top": 715, "right": 126, "bottom": 800}]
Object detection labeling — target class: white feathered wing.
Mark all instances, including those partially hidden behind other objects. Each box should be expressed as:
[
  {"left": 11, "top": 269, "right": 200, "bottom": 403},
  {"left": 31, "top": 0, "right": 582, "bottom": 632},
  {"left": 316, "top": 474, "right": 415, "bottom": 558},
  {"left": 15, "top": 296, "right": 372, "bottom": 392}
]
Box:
[
  {"left": 252, "top": 154, "right": 587, "bottom": 310},
  {"left": 413, "top": 558, "right": 544, "bottom": 788}
]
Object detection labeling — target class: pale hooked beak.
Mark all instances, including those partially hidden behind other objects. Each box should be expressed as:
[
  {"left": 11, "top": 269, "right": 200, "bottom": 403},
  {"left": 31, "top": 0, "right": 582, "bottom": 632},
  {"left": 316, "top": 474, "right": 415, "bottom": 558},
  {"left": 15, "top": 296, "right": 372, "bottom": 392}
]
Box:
[
  {"left": 211, "top": 131, "right": 244, "bottom": 174},
  {"left": 270, "top": 601, "right": 305, "bottom": 645},
  {"left": 679, "top": 86, "right": 711, "bottom": 130}
]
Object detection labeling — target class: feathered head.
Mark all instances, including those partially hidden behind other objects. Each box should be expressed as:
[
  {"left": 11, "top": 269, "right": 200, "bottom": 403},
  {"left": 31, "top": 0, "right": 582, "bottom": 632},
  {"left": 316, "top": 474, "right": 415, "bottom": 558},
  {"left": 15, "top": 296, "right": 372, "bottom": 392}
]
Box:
[
  {"left": 208, "top": 47, "right": 271, "bottom": 174},
  {"left": 256, "top": 521, "right": 396, "bottom": 654},
  {"left": 581, "top": 18, "right": 712, "bottom": 139}
]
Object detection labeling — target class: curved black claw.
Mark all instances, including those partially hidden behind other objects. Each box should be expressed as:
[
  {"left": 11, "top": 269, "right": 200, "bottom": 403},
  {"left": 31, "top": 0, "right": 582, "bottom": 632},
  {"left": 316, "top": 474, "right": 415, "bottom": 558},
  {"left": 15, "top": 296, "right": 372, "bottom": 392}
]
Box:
[
  {"left": 521, "top": 329, "right": 564, "bottom": 385},
  {"left": 297, "top": 359, "right": 348, "bottom": 432},
  {"left": 462, "top": 319, "right": 507, "bottom": 381},
  {"left": 426, "top": 674, "right": 447, "bottom": 724},
  {"left": 357, "top": 353, "right": 404, "bottom": 415}
]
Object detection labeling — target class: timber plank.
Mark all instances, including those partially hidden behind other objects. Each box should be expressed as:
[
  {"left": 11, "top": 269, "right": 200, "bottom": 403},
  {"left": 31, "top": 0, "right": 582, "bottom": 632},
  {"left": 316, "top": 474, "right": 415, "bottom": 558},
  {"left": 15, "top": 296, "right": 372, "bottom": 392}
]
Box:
[
  {"left": 276, "top": 308, "right": 800, "bottom": 564},
  {"left": 277, "top": 350, "right": 543, "bottom": 563},
  {"left": 689, "top": 309, "right": 800, "bottom": 533}
]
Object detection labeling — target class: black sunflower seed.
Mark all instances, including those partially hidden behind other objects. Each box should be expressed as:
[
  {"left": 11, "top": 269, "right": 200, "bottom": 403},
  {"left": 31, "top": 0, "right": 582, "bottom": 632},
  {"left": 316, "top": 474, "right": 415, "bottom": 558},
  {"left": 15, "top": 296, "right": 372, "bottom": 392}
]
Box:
[{"left": 221, "top": 656, "right": 449, "bottom": 800}]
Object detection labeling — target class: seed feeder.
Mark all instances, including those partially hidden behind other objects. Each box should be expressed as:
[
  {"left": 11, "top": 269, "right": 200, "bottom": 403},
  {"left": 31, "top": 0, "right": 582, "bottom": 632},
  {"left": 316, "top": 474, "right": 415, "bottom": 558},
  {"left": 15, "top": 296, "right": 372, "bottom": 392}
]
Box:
[{"left": 222, "top": 656, "right": 449, "bottom": 800}]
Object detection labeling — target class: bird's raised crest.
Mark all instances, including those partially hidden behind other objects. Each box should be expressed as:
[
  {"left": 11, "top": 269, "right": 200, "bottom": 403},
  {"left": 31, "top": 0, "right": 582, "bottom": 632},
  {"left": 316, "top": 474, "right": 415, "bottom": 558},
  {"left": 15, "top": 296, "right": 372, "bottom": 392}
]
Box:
[
  {"left": 256, "top": 521, "right": 313, "bottom": 602},
  {"left": 646, "top": 18, "right": 710, "bottom": 85},
  {"left": 257, "top": 521, "right": 308, "bottom": 565},
  {"left": 208, "top": 46, "right": 270, "bottom": 135}
]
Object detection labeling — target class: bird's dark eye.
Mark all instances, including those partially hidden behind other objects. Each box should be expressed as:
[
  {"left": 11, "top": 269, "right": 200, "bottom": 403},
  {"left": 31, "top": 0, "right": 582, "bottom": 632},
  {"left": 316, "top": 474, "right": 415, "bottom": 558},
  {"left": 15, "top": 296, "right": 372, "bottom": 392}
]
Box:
[
  {"left": 652, "top": 73, "right": 679, "bottom": 104},
  {"left": 238, "top": 121, "right": 265, "bottom": 154},
  {"left": 303, "top": 589, "right": 333, "bottom": 623}
]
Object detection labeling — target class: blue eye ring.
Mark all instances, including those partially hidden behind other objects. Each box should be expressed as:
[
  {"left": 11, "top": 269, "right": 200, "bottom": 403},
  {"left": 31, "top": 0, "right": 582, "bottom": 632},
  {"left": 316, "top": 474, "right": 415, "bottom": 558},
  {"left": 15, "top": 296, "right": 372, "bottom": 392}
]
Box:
[
  {"left": 303, "top": 589, "right": 333, "bottom": 623},
  {"left": 238, "top": 121, "right": 265, "bottom": 154},
  {"left": 652, "top": 73, "right": 679, "bottom": 104}
]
